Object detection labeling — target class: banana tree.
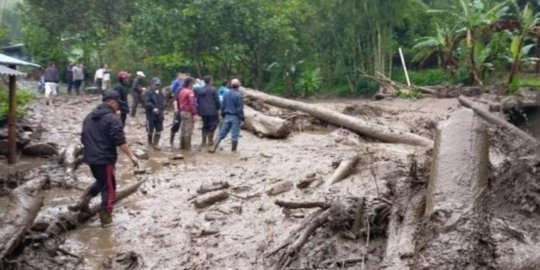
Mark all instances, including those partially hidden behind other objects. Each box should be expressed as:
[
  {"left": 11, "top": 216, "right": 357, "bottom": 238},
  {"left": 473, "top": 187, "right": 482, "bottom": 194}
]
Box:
[
  {"left": 506, "top": 2, "right": 540, "bottom": 84},
  {"left": 412, "top": 23, "right": 466, "bottom": 72}
]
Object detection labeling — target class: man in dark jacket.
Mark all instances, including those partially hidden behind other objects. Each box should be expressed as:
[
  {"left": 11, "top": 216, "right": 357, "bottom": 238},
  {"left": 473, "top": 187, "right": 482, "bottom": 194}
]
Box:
[
  {"left": 196, "top": 75, "right": 220, "bottom": 146},
  {"left": 43, "top": 62, "right": 59, "bottom": 106},
  {"left": 114, "top": 71, "right": 131, "bottom": 126},
  {"left": 144, "top": 77, "right": 165, "bottom": 150},
  {"left": 69, "top": 90, "right": 139, "bottom": 226},
  {"left": 130, "top": 71, "right": 145, "bottom": 117},
  {"left": 209, "top": 78, "right": 244, "bottom": 153}
]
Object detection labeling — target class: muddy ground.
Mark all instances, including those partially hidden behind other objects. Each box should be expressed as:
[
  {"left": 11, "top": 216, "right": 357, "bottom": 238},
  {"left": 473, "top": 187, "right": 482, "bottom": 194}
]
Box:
[{"left": 1, "top": 83, "right": 539, "bottom": 269}]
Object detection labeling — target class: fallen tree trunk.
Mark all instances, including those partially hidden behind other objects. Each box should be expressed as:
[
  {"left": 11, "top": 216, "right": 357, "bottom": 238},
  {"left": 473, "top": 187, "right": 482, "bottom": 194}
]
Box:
[
  {"left": 242, "top": 106, "right": 292, "bottom": 139},
  {"left": 326, "top": 155, "right": 359, "bottom": 186},
  {"left": 416, "top": 108, "right": 492, "bottom": 269},
  {"left": 458, "top": 95, "right": 539, "bottom": 148},
  {"left": 0, "top": 177, "right": 46, "bottom": 262},
  {"left": 43, "top": 179, "right": 146, "bottom": 236},
  {"left": 242, "top": 88, "right": 433, "bottom": 147}
]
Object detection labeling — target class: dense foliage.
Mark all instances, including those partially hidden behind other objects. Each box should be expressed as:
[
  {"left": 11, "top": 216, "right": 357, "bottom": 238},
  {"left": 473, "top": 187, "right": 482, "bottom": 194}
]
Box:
[
  {"left": 3, "top": 0, "right": 540, "bottom": 96},
  {"left": 0, "top": 86, "right": 35, "bottom": 122}
]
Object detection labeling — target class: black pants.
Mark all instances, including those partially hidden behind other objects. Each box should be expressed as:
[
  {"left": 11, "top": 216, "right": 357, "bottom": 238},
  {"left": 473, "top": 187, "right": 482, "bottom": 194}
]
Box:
[
  {"left": 171, "top": 112, "right": 181, "bottom": 133},
  {"left": 146, "top": 117, "right": 164, "bottom": 133},
  {"left": 74, "top": 80, "right": 82, "bottom": 95},
  {"left": 96, "top": 78, "right": 103, "bottom": 92},
  {"left": 67, "top": 79, "right": 73, "bottom": 94},
  {"left": 88, "top": 164, "right": 116, "bottom": 212},
  {"left": 131, "top": 92, "right": 143, "bottom": 117},
  {"left": 201, "top": 115, "right": 219, "bottom": 134},
  {"left": 120, "top": 113, "right": 127, "bottom": 127}
]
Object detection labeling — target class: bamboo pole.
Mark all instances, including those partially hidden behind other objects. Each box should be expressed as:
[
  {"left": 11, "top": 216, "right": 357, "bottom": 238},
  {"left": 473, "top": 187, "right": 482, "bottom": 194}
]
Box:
[{"left": 399, "top": 48, "right": 411, "bottom": 87}]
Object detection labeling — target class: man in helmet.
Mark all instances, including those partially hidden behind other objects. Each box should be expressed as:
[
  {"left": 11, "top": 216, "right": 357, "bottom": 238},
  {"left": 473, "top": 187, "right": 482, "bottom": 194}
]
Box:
[
  {"left": 209, "top": 78, "right": 244, "bottom": 153},
  {"left": 69, "top": 90, "right": 139, "bottom": 226},
  {"left": 114, "top": 71, "right": 131, "bottom": 126},
  {"left": 144, "top": 77, "right": 165, "bottom": 150}
]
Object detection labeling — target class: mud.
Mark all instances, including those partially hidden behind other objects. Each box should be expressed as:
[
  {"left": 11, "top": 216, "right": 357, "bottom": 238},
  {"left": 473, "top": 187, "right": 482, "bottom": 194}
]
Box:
[{"left": 1, "top": 84, "right": 539, "bottom": 269}]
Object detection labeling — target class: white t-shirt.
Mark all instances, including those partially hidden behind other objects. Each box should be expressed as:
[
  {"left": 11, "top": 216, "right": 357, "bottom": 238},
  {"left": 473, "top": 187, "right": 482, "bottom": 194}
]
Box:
[{"left": 94, "top": 68, "right": 105, "bottom": 81}]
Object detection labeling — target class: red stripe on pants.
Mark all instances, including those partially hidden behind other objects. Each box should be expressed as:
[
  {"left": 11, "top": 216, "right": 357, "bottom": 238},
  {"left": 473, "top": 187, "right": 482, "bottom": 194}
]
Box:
[{"left": 105, "top": 164, "right": 116, "bottom": 213}]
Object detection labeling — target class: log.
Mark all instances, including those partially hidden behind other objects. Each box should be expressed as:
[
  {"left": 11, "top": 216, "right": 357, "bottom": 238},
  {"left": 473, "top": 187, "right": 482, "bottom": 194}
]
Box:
[
  {"left": 193, "top": 190, "right": 229, "bottom": 208},
  {"left": 458, "top": 95, "right": 539, "bottom": 148},
  {"left": 44, "top": 179, "right": 146, "bottom": 236},
  {"left": 0, "top": 177, "right": 46, "bottom": 261},
  {"left": 274, "top": 200, "right": 330, "bottom": 209},
  {"left": 196, "top": 181, "right": 230, "bottom": 195},
  {"left": 416, "top": 108, "right": 492, "bottom": 269},
  {"left": 242, "top": 106, "right": 292, "bottom": 139},
  {"left": 242, "top": 88, "right": 433, "bottom": 147},
  {"left": 326, "top": 155, "right": 359, "bottom": 186}
]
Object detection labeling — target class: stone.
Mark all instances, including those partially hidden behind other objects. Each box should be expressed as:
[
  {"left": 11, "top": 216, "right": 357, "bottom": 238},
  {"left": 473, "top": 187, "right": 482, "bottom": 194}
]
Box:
[
  {"left": 133, "top": 148, "right": 149, "bottom": 160},
  {"left": 23, "top": 142, "right": 59, "bottom": 157}
]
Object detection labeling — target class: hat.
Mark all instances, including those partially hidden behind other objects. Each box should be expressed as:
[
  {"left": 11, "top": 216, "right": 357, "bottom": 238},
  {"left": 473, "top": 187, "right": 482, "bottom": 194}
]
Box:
[
  {"left": 231, "top": 78, "right": 241, "bottom": 87},
  {"left": 117, "top": 71, "right": 131, "bottom": 81},
  {"left": 102, "top": 90, "right": 119, "bottom": 101},
  {"left": 136, "top": 71, "right": 145, "bottom": 77},
  {"left": 151, "top": 77, "right": 161, "bottom": 85}
]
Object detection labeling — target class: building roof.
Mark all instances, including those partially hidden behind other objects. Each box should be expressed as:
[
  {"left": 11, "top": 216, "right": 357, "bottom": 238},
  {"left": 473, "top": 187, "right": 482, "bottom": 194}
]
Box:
[
  {"left": 0, "top": 53, "right": 40, "bottom": 67},
  {"left": 0, "top": 64, "right": 27, "bottom": 77}
]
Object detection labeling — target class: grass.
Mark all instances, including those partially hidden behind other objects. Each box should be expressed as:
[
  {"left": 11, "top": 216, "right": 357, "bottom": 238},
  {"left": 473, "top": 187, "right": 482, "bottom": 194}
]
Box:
[
  {"left": 0, "top": 85, "right": 35, "bottom": 123},
  {"left": 508, "top": 74, "right": 540, "bottom": 94}
]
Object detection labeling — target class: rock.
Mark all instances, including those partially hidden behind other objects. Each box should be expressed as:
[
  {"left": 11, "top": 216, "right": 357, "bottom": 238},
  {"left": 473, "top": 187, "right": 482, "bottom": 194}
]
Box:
[
  {"left": 133, "top": 148, "right": 149, "bottom": 160},
  {"left": 23, "top": 142, "right": 59, "bottom": 157},
  {"left": 16, "top": 131, "right": 32, "bottom": 146},
  {"left": 0, "top": 128, "right": 7, "bottom": 140},
  {"left": 134, "top": 168, "right": 147, "bottom": 175},
  {"left": 266, "top": 181, "right": 294, "bottom": 196},
  {"left": 171, "top": 154, "right": 184, "bottom": 160},
  {"left": 204, "top": 211, "right": 227, "bottom": 221},
  {"left": 194, "top": 191, "right": 229, "bottom": 208}
]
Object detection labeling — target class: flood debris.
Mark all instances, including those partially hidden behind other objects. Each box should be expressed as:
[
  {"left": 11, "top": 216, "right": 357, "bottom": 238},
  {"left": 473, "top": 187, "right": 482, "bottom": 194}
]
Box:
[
  {"left": 102, "top": 251, "right": 144, "bottom": 270},
  {"left": 58, "top": 143, "right": 83, "bottom": 176},
  {"left": 266, "top": 180, "right": 294, "bottom": 196},
  {"left": 243, "top": 106, "right": 292, "bottom": 139},
  {"left": 415, "top": 108, "right": 493, "bottom": 269},
  {"left": 325, "top": 154, "right": 359, "bottom": 186},
  {"left": 458, "top": 95, "right": 539, "bottom": 149},
  {"left": 0, "top": 177, "right": 46, "bottom": 265},
  {"left": 196, "top": 181, "right": 230, "bottom": 195},
  {"left": 193, "top": 190, "right": 229, "bottom": 208},
  {"left": 242, "top": 87, "right": 434, "bottom": 147}
]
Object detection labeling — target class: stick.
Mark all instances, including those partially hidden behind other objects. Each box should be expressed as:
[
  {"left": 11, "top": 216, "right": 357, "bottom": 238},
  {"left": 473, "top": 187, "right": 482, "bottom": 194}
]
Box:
[
  {"left": 326, "top": 155, "right": 359, "bottom": 186},
  {"left": 274, "top": 200, "right": 330, "bottom": 210}
]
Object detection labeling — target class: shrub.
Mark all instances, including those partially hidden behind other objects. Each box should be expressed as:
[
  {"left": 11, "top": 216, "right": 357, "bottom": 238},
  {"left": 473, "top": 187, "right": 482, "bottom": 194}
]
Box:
[
  {"left": 0, "top": 85, "right": 35, "bottom": 122},
  {"left": 392, "top": 68, "right": 453, "bottom": 86}
]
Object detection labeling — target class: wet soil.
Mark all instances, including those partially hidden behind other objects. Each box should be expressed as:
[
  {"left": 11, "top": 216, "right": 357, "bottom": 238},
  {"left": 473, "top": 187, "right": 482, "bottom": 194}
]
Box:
[{"left": 1, "top": 86, "right": 539, "bottom": 269}]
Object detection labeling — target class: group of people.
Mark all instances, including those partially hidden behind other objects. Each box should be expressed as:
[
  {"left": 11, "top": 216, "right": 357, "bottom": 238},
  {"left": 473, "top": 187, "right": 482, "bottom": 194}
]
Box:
[
  {"left": 42, "top": 62, "right": 114, "bottom": 105},
  {"left": 68, "top": 70, "right": 245, "bottom": 226}
]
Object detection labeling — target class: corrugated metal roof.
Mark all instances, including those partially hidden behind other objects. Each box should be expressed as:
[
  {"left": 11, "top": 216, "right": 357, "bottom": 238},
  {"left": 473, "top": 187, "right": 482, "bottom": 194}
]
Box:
[
  {"left": 0, "top": 64, "right": 27, "bottom": 77},
  {"left": 0, "top": 53, "right": 40, "bottom": 67}
]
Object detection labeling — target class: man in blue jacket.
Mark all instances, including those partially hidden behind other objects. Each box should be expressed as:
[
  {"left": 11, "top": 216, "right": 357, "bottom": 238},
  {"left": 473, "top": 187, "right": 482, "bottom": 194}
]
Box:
[
  {"left": 144, "top": 77, "right": 165, "bottom": 150},
  {"left": 209, "top": 78, "right": 244, "bottom": 153},
  {"left": 69, "top": 90, "right": 139, "bottom": 226}
]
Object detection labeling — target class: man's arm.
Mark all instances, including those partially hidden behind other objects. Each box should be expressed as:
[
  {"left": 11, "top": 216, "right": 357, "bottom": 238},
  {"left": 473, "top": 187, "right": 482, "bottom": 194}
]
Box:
[{"left": 110, "top": 117, "right": 138, "bottom": 166}]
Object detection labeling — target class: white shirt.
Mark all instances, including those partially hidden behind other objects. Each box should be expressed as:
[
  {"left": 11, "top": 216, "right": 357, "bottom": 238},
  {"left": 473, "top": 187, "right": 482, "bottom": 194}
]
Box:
[{"left": 94, "top": 68, "right": 105, "bottom": 81}]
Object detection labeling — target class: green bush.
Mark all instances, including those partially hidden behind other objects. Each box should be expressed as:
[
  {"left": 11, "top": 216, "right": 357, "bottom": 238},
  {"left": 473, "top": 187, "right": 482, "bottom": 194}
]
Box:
[
  {"left": 508, "top": 74, "right": 540, "bottom": 94},
  {"left": 392, "top": 68, "right": 453, "bottom": 86},
  {"left": 0, "top": 85, "right": 35, "bottom": 122}
]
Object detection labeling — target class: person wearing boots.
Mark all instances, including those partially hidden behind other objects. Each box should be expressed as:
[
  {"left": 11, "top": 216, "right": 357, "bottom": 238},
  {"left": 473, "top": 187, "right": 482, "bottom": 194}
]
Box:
[
  {"left": 130, "top": 71, "right": 146, "bottom": 117},
  {"left": 178, "top": 78, "right": 198, "bottom": 150},
  {"left": 169, "top": 73, "right": 185, "bottom": 147},
  {"left": 209, "top": 78, "right": 244, "bottom": 153},
  {"left": 68, "top": 90, "right": 139, "bottom": 226},
  {"left": 144, "top": 77, "right": 165, "bottom": 151},
  {"left": 114, "top": 71, "right": 131, "bottom": 127},
  {"left": 195, "top": 75, "right": 220, "bottom": 147}
]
